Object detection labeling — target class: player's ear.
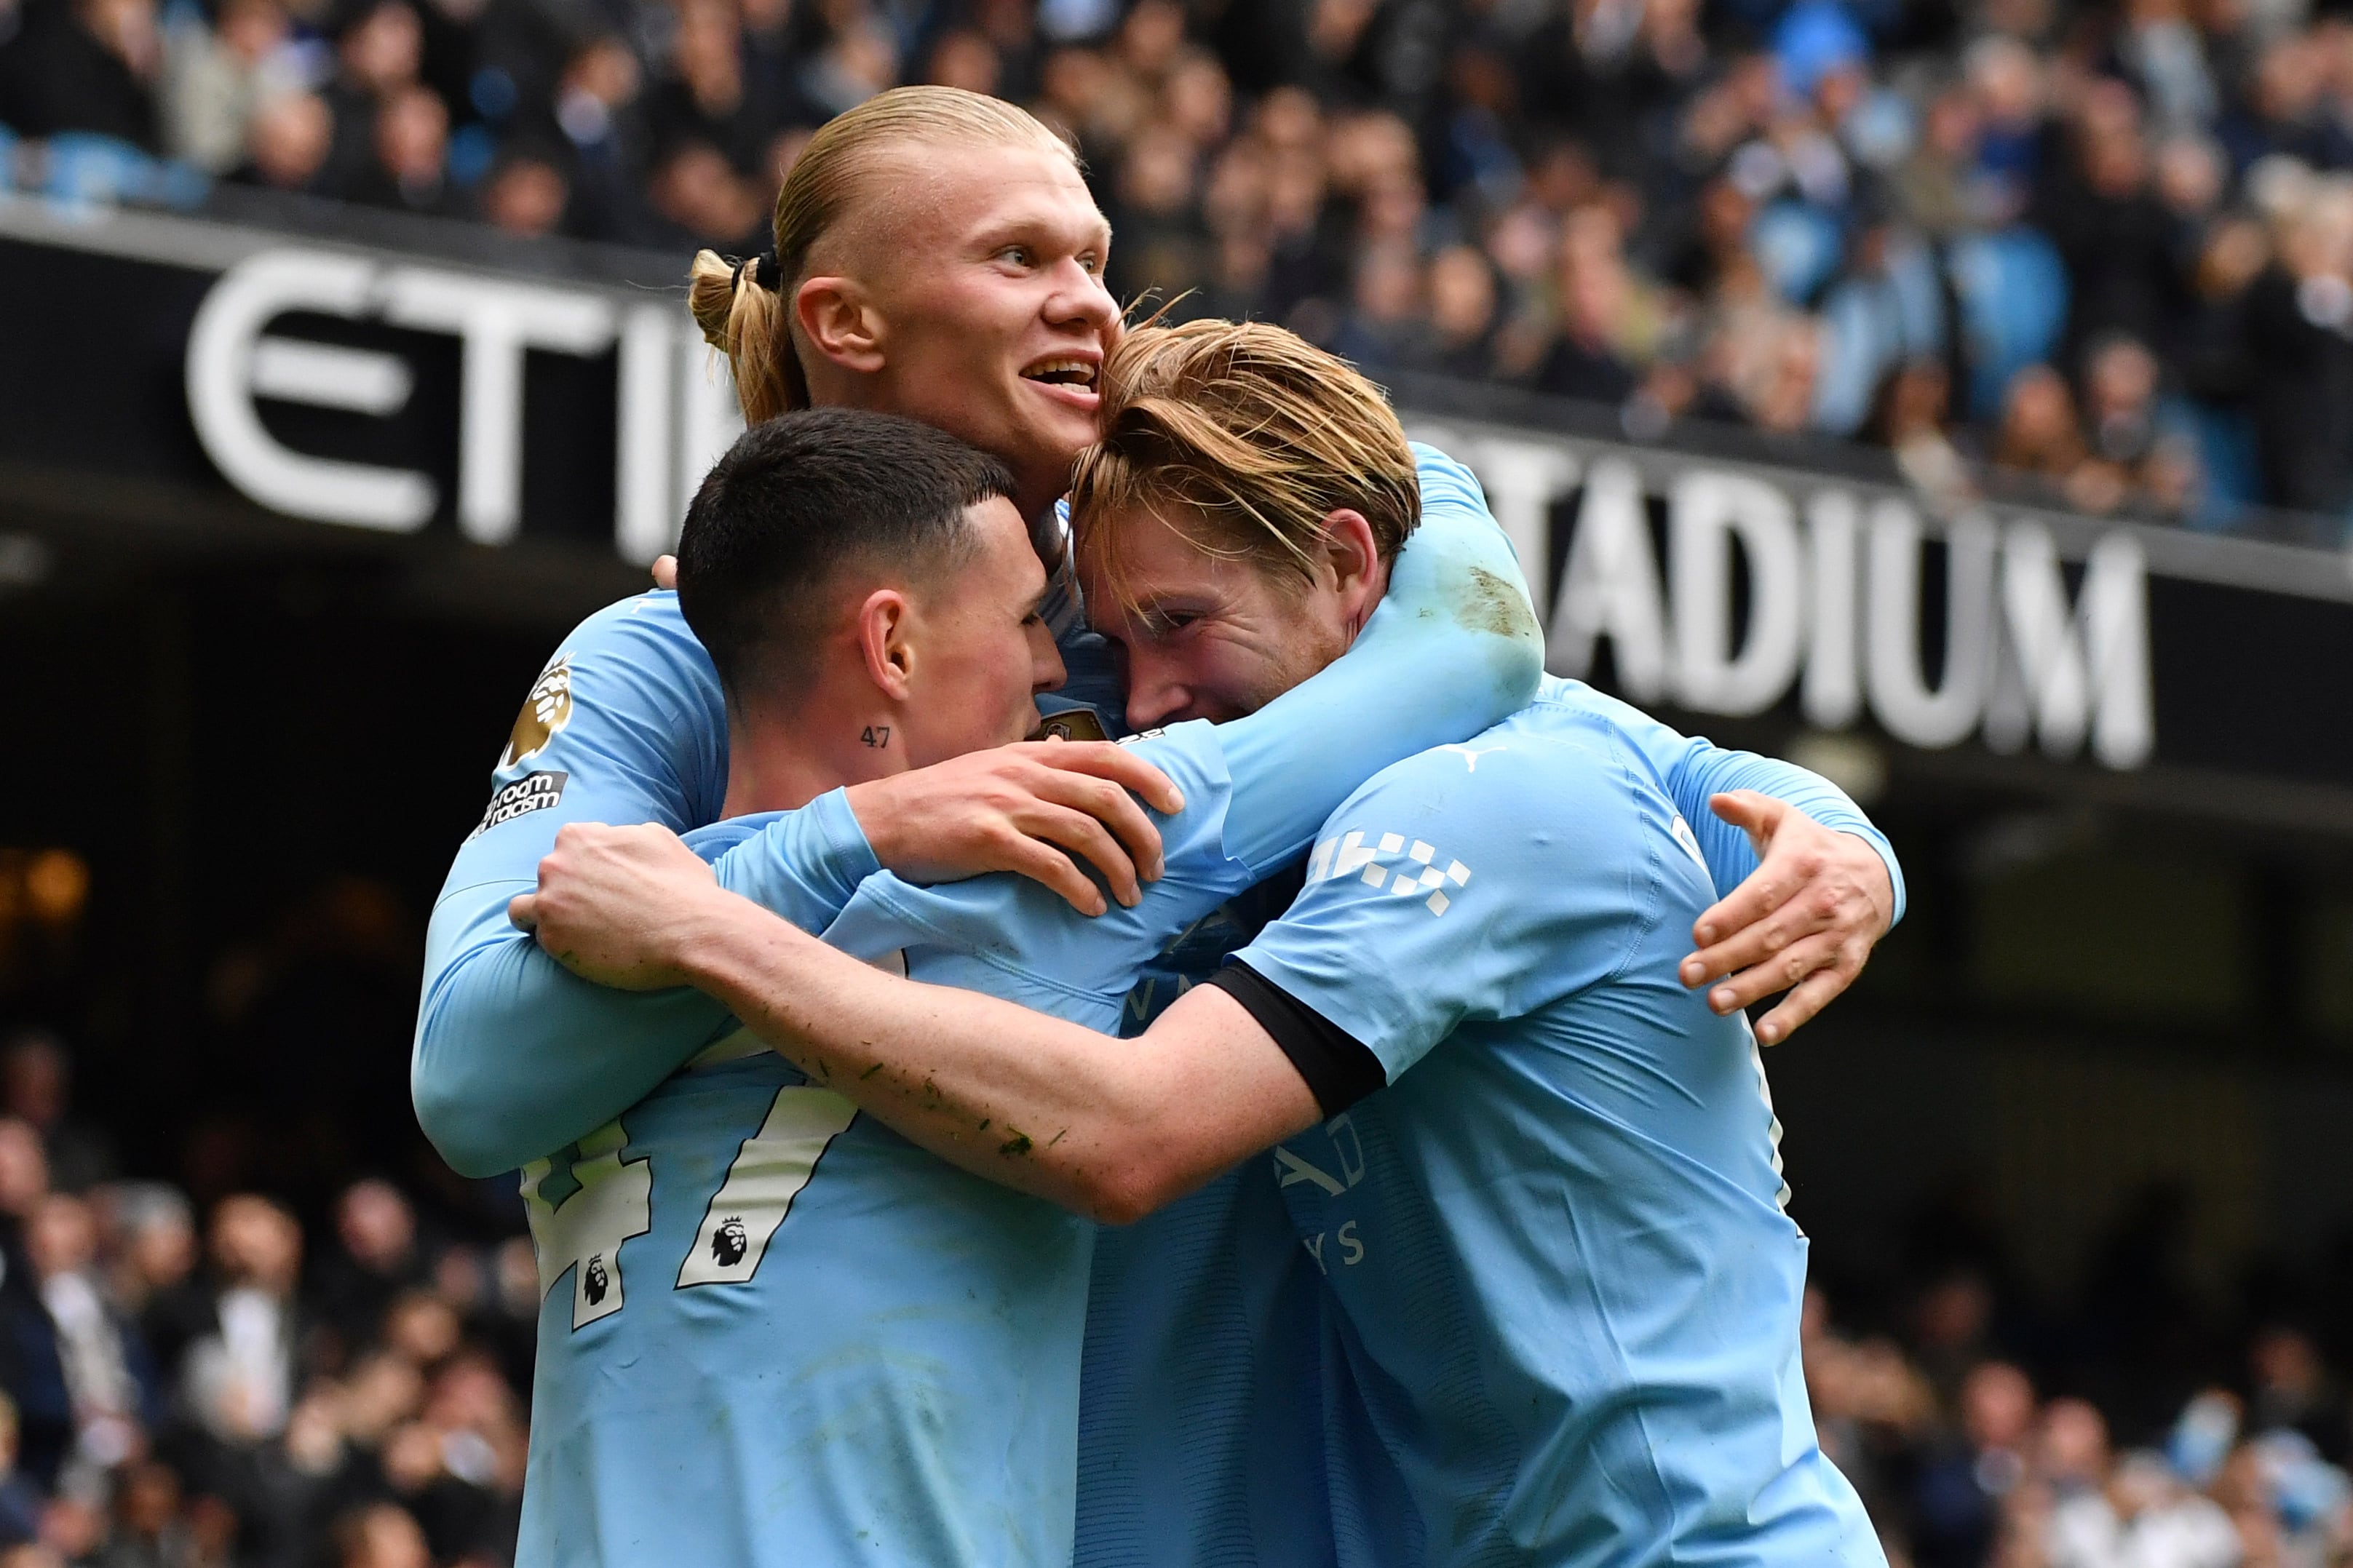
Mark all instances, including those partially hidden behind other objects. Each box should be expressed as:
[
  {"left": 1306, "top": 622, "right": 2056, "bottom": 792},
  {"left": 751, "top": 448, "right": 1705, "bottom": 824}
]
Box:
[
  {"left": 1318, "top": 509, "right": 1382, "bottom": 627},
  {"left": 853, "top": 587, "right": 917, "bottom": 701},
  {"left": 795, "top": 276, "right": 886, "bottom": 375}
]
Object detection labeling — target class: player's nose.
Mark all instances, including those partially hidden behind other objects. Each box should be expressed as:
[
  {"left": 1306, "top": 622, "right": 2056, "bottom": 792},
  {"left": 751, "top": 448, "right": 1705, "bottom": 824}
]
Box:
[
  {"left": 1028, "top": 618, "right": 1068, "bottom": 694},
  {"left": 1122, "top": 659, "right": 1189, "bottom": 730},
  {"left": 1044, "top": 258, "right": 1118, "bottom": 333}
]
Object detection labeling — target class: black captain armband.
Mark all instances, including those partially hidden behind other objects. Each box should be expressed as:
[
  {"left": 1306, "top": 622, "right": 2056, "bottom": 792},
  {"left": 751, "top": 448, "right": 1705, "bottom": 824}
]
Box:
[{"left": 1204, "top": 963, "right": 1386, "bottom": 1118}]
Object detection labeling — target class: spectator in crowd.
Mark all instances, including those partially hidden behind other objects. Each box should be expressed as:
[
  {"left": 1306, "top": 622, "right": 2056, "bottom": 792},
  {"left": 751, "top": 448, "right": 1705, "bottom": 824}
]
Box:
[
  {"left": 93, "top": 1460, "right": 198, "bottom": 1568},
  {"left": 552, "top": 35, "right": 655, "bottom": 242},
  {"left": 348, "top": 84, "right": 456, "bottom": 216},
  {"left": 226, "top": 91, "right": 333, "bottom": 194},
  {"left": 1536, "top": 205, "right": 1653, "bottom": 403},
  {"left": 1413, "top": 244, "right": 1502, "bottom": 378},
  {"left": 1865, "top": 358, "right": 1977, "bottom": 502},
  {"left": 1913, "top": 1360, "right": 2038, "bottom": 1567},
  {"left": 2247, "top": 1325, "right": 2350, "bottom": 1465},
  {"left": 0, "top": 0, "right": 160, "bottom": 148},
  {"left": 0, "top": 1396, "right": 44, "bottom": 1552},
  {"left": 2238, "top": 175, "right": 2353, "bottom": 514},
  {"left": 334, "top": 1500, "right": 430, "bottom": 1568},
  {"left": 645, "top": 137, "right": 765, "bottom": 248},
  {"left": 103, "top": 1190, "right": 201, "bottom": 1391},
  {"left": 157, "top": 0, "right": 300, "bottom": 175},
  {"left": 476, "top": 146, "right": 568, "bottom": 236},
  {"left": 1, "top": 1036, "right": 111, "bottom": 1198},
  {"left": 1993, "top": 362, "right": 2096, "bottom": 496},
  {"left": 318, "top": 0, "right": 424, "bottom": 194},
  {"left": 176, "top": 1195, "right": 301, "bottom": 1460},
  {"left": 2034, "top": 80, "right": 2189, "bottom": 365},
  {"left": 310, "top": 1182, "right": 424, "bottom": 1364},
  {"left": 23, "top": 1194, "right": 148, "bottom": 1477}
]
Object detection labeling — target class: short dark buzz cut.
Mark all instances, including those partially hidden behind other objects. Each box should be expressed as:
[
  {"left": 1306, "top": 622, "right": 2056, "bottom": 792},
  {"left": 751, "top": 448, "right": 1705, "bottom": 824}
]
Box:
[{"left": 675, "top": 407, "right": 1019, "bottom": 702}]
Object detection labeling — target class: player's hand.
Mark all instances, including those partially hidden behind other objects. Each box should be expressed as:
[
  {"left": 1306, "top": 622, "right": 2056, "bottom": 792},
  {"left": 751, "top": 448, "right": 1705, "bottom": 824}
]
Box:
[
  {"left": 1677, "top": 792, "right": 1895, "bottom": 1046},
  {"left": 651, "top": 555, "right": 678, "bottom": 589},
  {"left": 846, "top": 741, "right": 1185, "bottom": 918},
  {"left": 510, "top": 822, "right": 722, "bottom": 990}
]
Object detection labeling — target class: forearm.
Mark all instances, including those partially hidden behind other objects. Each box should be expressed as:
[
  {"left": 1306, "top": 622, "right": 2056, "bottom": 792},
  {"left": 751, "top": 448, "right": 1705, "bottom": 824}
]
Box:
[
  {"left": 414, "top": 798, "right": 879, "bottom": 1177},
  {"left": 678, "top": 894, "right": 1194, "bottom": 1222},
  {"left": 413, "top": 886, "right": 732, "bottom": 1176}
]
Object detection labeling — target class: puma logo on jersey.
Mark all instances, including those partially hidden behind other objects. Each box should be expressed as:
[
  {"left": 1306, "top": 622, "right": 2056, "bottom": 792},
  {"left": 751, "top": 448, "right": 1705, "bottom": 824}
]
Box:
[
  {"left": 1306, "top": 831, "right": 1472, "bottom": 915},
  {"left": 1670, "top": 814, "right": 1709, "bottom": 872},
  {"left": 1437, "top": 744, "right": 1506, "bottom": 772}
]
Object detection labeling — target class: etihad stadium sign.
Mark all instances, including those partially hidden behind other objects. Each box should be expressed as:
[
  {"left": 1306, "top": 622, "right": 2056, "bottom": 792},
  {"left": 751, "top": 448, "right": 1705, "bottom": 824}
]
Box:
[
  {"left": 170, "top": 241, "right": 2167, "bottom": 773},
  {"left": 167, "top": 243, "right": 2158, "bottom": 770},
  {"left": 1405, "top": 421, "right": 2154, "bottom": 771}
]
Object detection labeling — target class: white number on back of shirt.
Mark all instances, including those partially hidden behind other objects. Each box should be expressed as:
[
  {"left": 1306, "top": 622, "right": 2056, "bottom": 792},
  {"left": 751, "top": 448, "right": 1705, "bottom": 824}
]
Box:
[{"left": 520, "top": 1085, "right": 857, "bottom": 1331}]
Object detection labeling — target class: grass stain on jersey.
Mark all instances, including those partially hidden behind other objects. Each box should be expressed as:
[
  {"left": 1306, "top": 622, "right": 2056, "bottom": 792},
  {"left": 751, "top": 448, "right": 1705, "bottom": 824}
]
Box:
[{"left": 1455, "top": 566, "right": 1540, "bottom": 641}]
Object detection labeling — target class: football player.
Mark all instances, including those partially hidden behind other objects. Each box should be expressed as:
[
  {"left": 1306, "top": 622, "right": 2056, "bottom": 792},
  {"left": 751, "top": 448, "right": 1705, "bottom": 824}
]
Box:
[{"left": 522, "top": 321, "right": 1893, "bottom": 1567}]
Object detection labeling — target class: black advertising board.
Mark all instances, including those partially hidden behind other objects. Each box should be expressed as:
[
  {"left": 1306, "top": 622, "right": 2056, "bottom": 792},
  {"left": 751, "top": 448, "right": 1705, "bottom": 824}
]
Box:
[{"left": 3, "top": 196, "right": 2350, "bottom": 813}]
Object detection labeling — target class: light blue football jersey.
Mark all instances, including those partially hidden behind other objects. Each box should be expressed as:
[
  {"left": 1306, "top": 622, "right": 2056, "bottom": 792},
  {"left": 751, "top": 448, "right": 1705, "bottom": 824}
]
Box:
[
  {"left": 1227, "top": 677, "right": 1887, "bottom": 1568},
  {"left": 507, "top": 458, "right": 1549, "bottom": 1567},
  {"left": 1071, "top": 464, "right": 1902, "bottom": 1568}
]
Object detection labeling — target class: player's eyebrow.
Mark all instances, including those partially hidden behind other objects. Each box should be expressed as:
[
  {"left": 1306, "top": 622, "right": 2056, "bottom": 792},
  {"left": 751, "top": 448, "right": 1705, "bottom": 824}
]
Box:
[
  {"left": 1126, "top": 589, "right": 1208, "bottom": 631},
  {"left": 973, "top": 210, "right": 1112, "bottom": 258}
]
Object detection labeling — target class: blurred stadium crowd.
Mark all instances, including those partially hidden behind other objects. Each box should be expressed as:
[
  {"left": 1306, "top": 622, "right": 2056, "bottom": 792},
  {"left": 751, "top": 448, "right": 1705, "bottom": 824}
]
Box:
[
  {"left": 0, "top": 1002, "right": 2333, "bottom": 1564},
  {"left": 0, "top": 1030, "right": 537, "bottom": 1568},
  {"left": 4, "top": 0, "right": 2353, "bottom": 528}
]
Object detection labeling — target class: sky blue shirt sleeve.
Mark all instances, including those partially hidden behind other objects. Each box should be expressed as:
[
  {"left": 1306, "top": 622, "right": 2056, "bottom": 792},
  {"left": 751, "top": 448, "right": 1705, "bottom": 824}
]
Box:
[
  {"left": 1233, "top": 718, "right": 1673, "bottom": 1082},
  {"left": 410, "top": 594, "right": 881, "bottom": 1178},
  {"left": 1558, "top": 682, "right": 1907, "bottom": 924}
]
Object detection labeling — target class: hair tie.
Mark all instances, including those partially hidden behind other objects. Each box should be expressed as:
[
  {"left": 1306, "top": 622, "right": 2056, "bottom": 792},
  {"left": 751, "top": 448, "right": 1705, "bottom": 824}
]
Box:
[{"left": 734, "top": 250, "right": 780, "bottom": 294}]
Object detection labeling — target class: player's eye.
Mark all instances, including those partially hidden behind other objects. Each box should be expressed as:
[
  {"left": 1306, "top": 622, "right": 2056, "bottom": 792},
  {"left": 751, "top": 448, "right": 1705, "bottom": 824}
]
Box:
[
  {"left": 999, "top": 245, "right": 1034, "bottom": 268},
  {"left": 1077, "top": 252, "right": 1102, "bottom": 275}
]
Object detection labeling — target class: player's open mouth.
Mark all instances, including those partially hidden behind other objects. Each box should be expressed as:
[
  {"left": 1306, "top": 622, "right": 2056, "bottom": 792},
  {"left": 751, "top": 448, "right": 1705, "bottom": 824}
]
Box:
[{"left": 1020, "top": 356, "right": 1100, "bottom": 404}]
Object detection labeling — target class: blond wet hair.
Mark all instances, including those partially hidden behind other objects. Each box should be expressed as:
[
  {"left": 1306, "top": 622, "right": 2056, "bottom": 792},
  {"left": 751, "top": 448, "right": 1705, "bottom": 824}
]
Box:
[
  {"left": 686, "top": 87, "right": 1079, "bottom": 425},
  {"left": 1068, "top": 319, "right": 1421, "bottom": 606}
]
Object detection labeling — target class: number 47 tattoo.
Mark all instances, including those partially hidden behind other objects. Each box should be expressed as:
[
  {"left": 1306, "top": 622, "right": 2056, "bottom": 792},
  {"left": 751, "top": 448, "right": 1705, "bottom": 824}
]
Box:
[{"left": 860, "top": 726, "right": 890, "bottom": 748}]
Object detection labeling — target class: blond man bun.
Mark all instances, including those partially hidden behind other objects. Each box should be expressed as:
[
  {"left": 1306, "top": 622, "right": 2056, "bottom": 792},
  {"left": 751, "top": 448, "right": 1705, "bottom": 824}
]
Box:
[{"left": 688, "top": 87, "right": 1079, "bottom": 426}]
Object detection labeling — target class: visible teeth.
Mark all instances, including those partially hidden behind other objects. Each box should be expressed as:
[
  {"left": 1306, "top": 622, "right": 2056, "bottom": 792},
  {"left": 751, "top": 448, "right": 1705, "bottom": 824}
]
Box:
[{"left": 1025, "top": 359, "right": 1097, "bottom": 386}]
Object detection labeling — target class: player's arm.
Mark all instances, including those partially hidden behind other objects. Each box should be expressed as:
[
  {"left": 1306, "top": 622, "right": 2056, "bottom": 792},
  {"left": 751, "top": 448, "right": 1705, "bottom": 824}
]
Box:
[
  {"left": 516, "top": 740, "right": 1622, "bottom": 1222},
  {"left": 416, "top": 601, "right": 1179, "bottom": 1178},
  {"left": 511, "top": 821, "right": 1323, "bottom": 1223},
  {"left": 414, "top": 600, "right": 742, "bottom": 1177},
  {"left": 1584, "top": 691, "right": 1905, "bottom": 1044}
]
